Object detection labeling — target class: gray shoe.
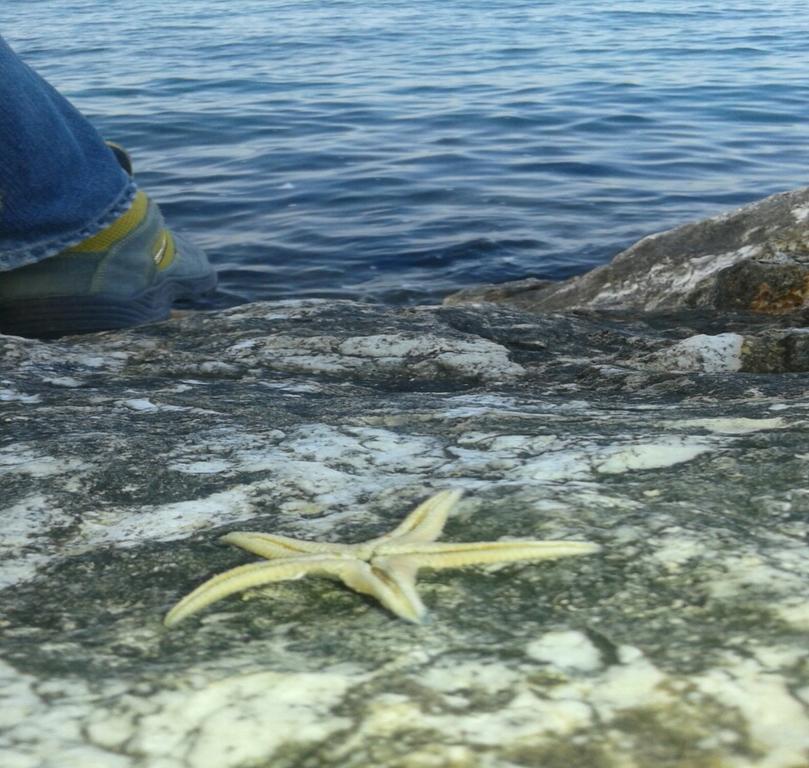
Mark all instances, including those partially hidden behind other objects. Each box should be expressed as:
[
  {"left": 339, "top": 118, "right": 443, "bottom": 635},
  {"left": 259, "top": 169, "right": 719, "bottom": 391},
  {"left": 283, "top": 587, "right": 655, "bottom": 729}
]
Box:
[{"left": 0, "top": 145, "right": 216, "bottom": 338}]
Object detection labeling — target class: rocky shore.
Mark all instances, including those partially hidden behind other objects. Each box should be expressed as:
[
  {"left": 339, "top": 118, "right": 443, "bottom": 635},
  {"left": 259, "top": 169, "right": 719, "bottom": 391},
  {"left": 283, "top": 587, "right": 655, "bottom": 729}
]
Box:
[{"left": 2, "top": 187, "right": 808, "bottom": 767}]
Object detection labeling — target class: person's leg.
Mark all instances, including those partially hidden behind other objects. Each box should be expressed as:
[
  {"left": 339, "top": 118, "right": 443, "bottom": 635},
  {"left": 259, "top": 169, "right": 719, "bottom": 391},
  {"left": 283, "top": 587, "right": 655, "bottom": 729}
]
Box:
[
  {"left": 0, "top": 36, "right": 216, "bottom": 338},
  {"left": 0, "top": 36, "right": 136, "bottom": 269}
]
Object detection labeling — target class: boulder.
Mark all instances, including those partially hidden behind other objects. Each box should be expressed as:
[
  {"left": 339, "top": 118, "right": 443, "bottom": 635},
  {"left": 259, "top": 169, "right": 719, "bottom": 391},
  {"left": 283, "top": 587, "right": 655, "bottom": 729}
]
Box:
[
  {"left": 446, "top": 186, "right": 809, "bottom": 313},
  {"left": 2, "top": 204, "right": 809, "bottom": 767}
]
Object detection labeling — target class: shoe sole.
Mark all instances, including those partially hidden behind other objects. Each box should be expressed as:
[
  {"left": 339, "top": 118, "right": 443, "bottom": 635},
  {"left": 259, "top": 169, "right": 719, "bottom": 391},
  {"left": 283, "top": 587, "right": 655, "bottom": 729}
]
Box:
[{"left": 0, "top": 272, "right": 217, "bottom": 339}]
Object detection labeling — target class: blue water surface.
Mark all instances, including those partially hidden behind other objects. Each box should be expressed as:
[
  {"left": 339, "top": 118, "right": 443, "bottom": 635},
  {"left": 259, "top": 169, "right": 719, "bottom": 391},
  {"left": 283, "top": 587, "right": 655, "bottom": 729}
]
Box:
[{"left": 5, "top": 0, "right": 809, "bottom": 305}]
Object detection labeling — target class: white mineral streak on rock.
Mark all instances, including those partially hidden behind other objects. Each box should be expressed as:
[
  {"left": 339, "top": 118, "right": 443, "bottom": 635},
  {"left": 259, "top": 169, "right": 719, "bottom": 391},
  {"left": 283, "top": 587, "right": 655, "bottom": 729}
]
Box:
[
  {"left": 385, "top": 660, "right": 594, "bottom": 748},
  {"left": 75, "top": 483, "right": 271, "bottom": 551},
  {"left": 282, "top": 424, "right": 442, "bottom": 471},
  {"left": 662, "top": 416, "right": 787, "bottom": 434},
  {"left": 440, "top": 393, "right": 523, "bottom": 418},
  {"left": 42, "top": 376, "right": 82, "bottom": 387},
  {"left": 792, "top": 204, "right": 809, "bottom": 223},
  {"left": 1, "top": 638, "right": 806, "bottom": 768},
  {"left": 221, "top": 298, "right": 323, "bottom": 323},
  {"left": 169, "top": 458, "right": 235, "bottom": 475},
  {"left": 526, "top": 630, "right": 602, "bottom": 672},
  {"left": 117, "top": 397, "right": 219, "bottom": 415},
  {"left": 0, "top": 443, "right": 87, "bottom": 477},
  {"left": 0, "top": 387, "right": 40, "bottom": 403},
  {"left": 0, "top": 416, "right": 719, "bottom": 589},
  {"left": 260, "top": 380, "right": 322, "bottom": 393},
  {"left": 647, "top": 529, "right": 709, "bottom": 572},
  {"left": 121, "top": 397, "right": 159, "bottom": 412},
  {"left": 419, "top": 660, "right": 522, "bottom": 695},
  {"left": 227, "top": 338, "right": 259, "bottom": 352},
  {"left": 512, "top": 447, "right": 593, "bottom": 482},
  {"left": 647, "top": 248, "right": 756, "bottom": 304},
  {"left": 0, "top": 659, "right": 357, "bottom": 768},
  {"left": 646, "top": 332, "right": 744, "bottom": 372},
  {"left": 695, "top": 654, "right": 809, "bottom": 768},
  {"left": 344, "top": 643, "right": 809, "bottom": 767},
  {"left": 577, "top": 277, "right": 640, "bottom": 307},
  {"left": 706, "top": 546, "right": 809, "bottom": 603},
  {"left": 163, "top": 419, "right": 580, "bottom": 514},
  {"left": 0, "top": 661, "right": 131, "bottom": 768},
  {"left": 60, "top": 424, "right": 448, "bottom": 555},
  {"left": 456, "top": 430, "right": 713, "bottom": 482},
  {"left": 339, "top": 333, "right": 525, "bottom": 381},
  {"left": 588, "top": 248, "right": 756, "bottom": 310},
  {"left": 122, "top": 671, "right": 355, "bottom": 767},
  {"left": 73, "top": 354, "right": 110, "bottom": 368},
  {"left": 776, "top": 598, "right": 809, "bottom": 631},
  {"left": 225, "top": 332, "right": 524, "bottom": 382},
  {"left": 595, "top": 436, "right": 713, "bottom": 474},
  {"left": 170, "top": 422, "right": 446, "bottom": 501},
  {"left": 586, "top": 646, "right": 668, "bottom": 711},
  {"left": 0, "top": 494, "right": 67, "bottom": 588},
  {"left": 440, "top": 394, "right": 592, "bottom": 420}
]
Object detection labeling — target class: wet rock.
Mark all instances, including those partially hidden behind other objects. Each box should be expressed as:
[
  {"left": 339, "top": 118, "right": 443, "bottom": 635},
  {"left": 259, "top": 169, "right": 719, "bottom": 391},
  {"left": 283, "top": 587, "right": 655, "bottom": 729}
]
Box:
[
  {"left": 2, "top": 292, "right": 808, "bottom": 767},
  {"left": 445, "top": 185, "right": 809, "bottom": 314}
]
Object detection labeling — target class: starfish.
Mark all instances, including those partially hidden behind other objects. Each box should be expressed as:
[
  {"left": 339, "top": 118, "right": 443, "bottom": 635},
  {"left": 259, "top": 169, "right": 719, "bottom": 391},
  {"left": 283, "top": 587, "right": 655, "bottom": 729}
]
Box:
[{"left": 164, "top": 489, "right": 599, "bottom": 626}]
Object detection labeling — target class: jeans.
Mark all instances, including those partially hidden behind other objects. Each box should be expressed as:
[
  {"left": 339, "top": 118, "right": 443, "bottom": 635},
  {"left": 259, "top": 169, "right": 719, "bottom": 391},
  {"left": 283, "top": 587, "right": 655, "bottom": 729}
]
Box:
[{"left": 0, "top": 35, "right": 136, "bottom": 271}]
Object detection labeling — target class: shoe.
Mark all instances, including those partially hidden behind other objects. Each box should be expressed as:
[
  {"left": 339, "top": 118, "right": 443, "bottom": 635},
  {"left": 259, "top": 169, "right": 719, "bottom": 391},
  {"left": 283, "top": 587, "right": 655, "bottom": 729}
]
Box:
[{"left": 0, "top": 143, "right": 217, "bottom": 338}]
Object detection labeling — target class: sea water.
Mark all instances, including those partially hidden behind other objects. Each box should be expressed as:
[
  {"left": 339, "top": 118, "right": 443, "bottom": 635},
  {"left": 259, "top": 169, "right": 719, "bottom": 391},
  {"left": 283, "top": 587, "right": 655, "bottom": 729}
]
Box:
[{"left": 5, "top": 0, "right": 809, "bottom": 306}]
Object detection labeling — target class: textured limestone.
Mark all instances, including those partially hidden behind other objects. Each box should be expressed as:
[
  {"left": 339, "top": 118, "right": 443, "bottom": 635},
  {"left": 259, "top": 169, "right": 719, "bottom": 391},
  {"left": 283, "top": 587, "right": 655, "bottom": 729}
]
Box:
[{"left": 2, "top": 293, "right": 808, "bottom": 768}]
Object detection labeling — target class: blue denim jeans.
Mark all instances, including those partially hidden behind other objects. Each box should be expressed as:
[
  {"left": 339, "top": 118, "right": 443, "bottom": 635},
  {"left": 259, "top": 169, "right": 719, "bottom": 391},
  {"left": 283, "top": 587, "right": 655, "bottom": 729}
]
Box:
[{"left": 0, "top": 35, "right": 136, "bottom": 271}]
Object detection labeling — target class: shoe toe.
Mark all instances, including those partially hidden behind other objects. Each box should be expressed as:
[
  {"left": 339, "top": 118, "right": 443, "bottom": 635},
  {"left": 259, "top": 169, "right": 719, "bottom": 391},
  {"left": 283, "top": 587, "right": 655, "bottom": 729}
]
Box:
[{"left": 164, "top": 231, "right": 218, "bottom": 294}]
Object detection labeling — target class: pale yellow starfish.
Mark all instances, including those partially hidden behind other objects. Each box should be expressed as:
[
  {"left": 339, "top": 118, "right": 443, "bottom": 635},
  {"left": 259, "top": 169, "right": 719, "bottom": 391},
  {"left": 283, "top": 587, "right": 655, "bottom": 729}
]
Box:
[{"left": 164, "top": 489, "right": 599, "bottom": 626}]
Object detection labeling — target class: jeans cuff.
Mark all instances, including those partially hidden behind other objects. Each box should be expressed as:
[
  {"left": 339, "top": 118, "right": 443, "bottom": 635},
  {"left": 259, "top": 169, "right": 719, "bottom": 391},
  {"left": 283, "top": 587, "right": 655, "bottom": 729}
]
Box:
[{"left": 0, "top": 179, "right": 139, "bottom": 271}]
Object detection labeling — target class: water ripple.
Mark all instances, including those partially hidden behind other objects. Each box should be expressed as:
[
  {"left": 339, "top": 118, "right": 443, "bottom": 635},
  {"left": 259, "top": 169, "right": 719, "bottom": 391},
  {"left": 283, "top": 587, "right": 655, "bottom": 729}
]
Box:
[{"left": 5, "top": 0, "right": 809, "bottom": 305}]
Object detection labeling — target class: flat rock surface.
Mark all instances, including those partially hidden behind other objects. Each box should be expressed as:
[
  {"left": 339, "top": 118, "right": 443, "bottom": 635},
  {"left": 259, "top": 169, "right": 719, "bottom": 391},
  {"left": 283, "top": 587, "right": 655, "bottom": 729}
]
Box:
[{"left": 2, "top": 294, "right": 809, "bottom": 767}]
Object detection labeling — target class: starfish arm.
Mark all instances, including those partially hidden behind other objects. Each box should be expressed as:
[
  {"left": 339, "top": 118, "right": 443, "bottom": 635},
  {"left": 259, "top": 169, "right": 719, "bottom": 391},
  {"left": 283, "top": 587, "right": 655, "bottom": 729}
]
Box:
[
  {"left": 163, "top": 491, "right": 599, "bottom": 627},
  {"left": 378, "top": 540, "right": 600, "bottom": 569},
  {"left": 164, "top": 554, "right": 352, "bottom": 627},
  {"left": 372, "top": 489, "right": 463, "bottom": 547},
  {"left": 334, "top": 558, "right": 427, "bottom": 624},
  {"left": 221, "top": 531, "right": 354, "bottom": 559}
]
